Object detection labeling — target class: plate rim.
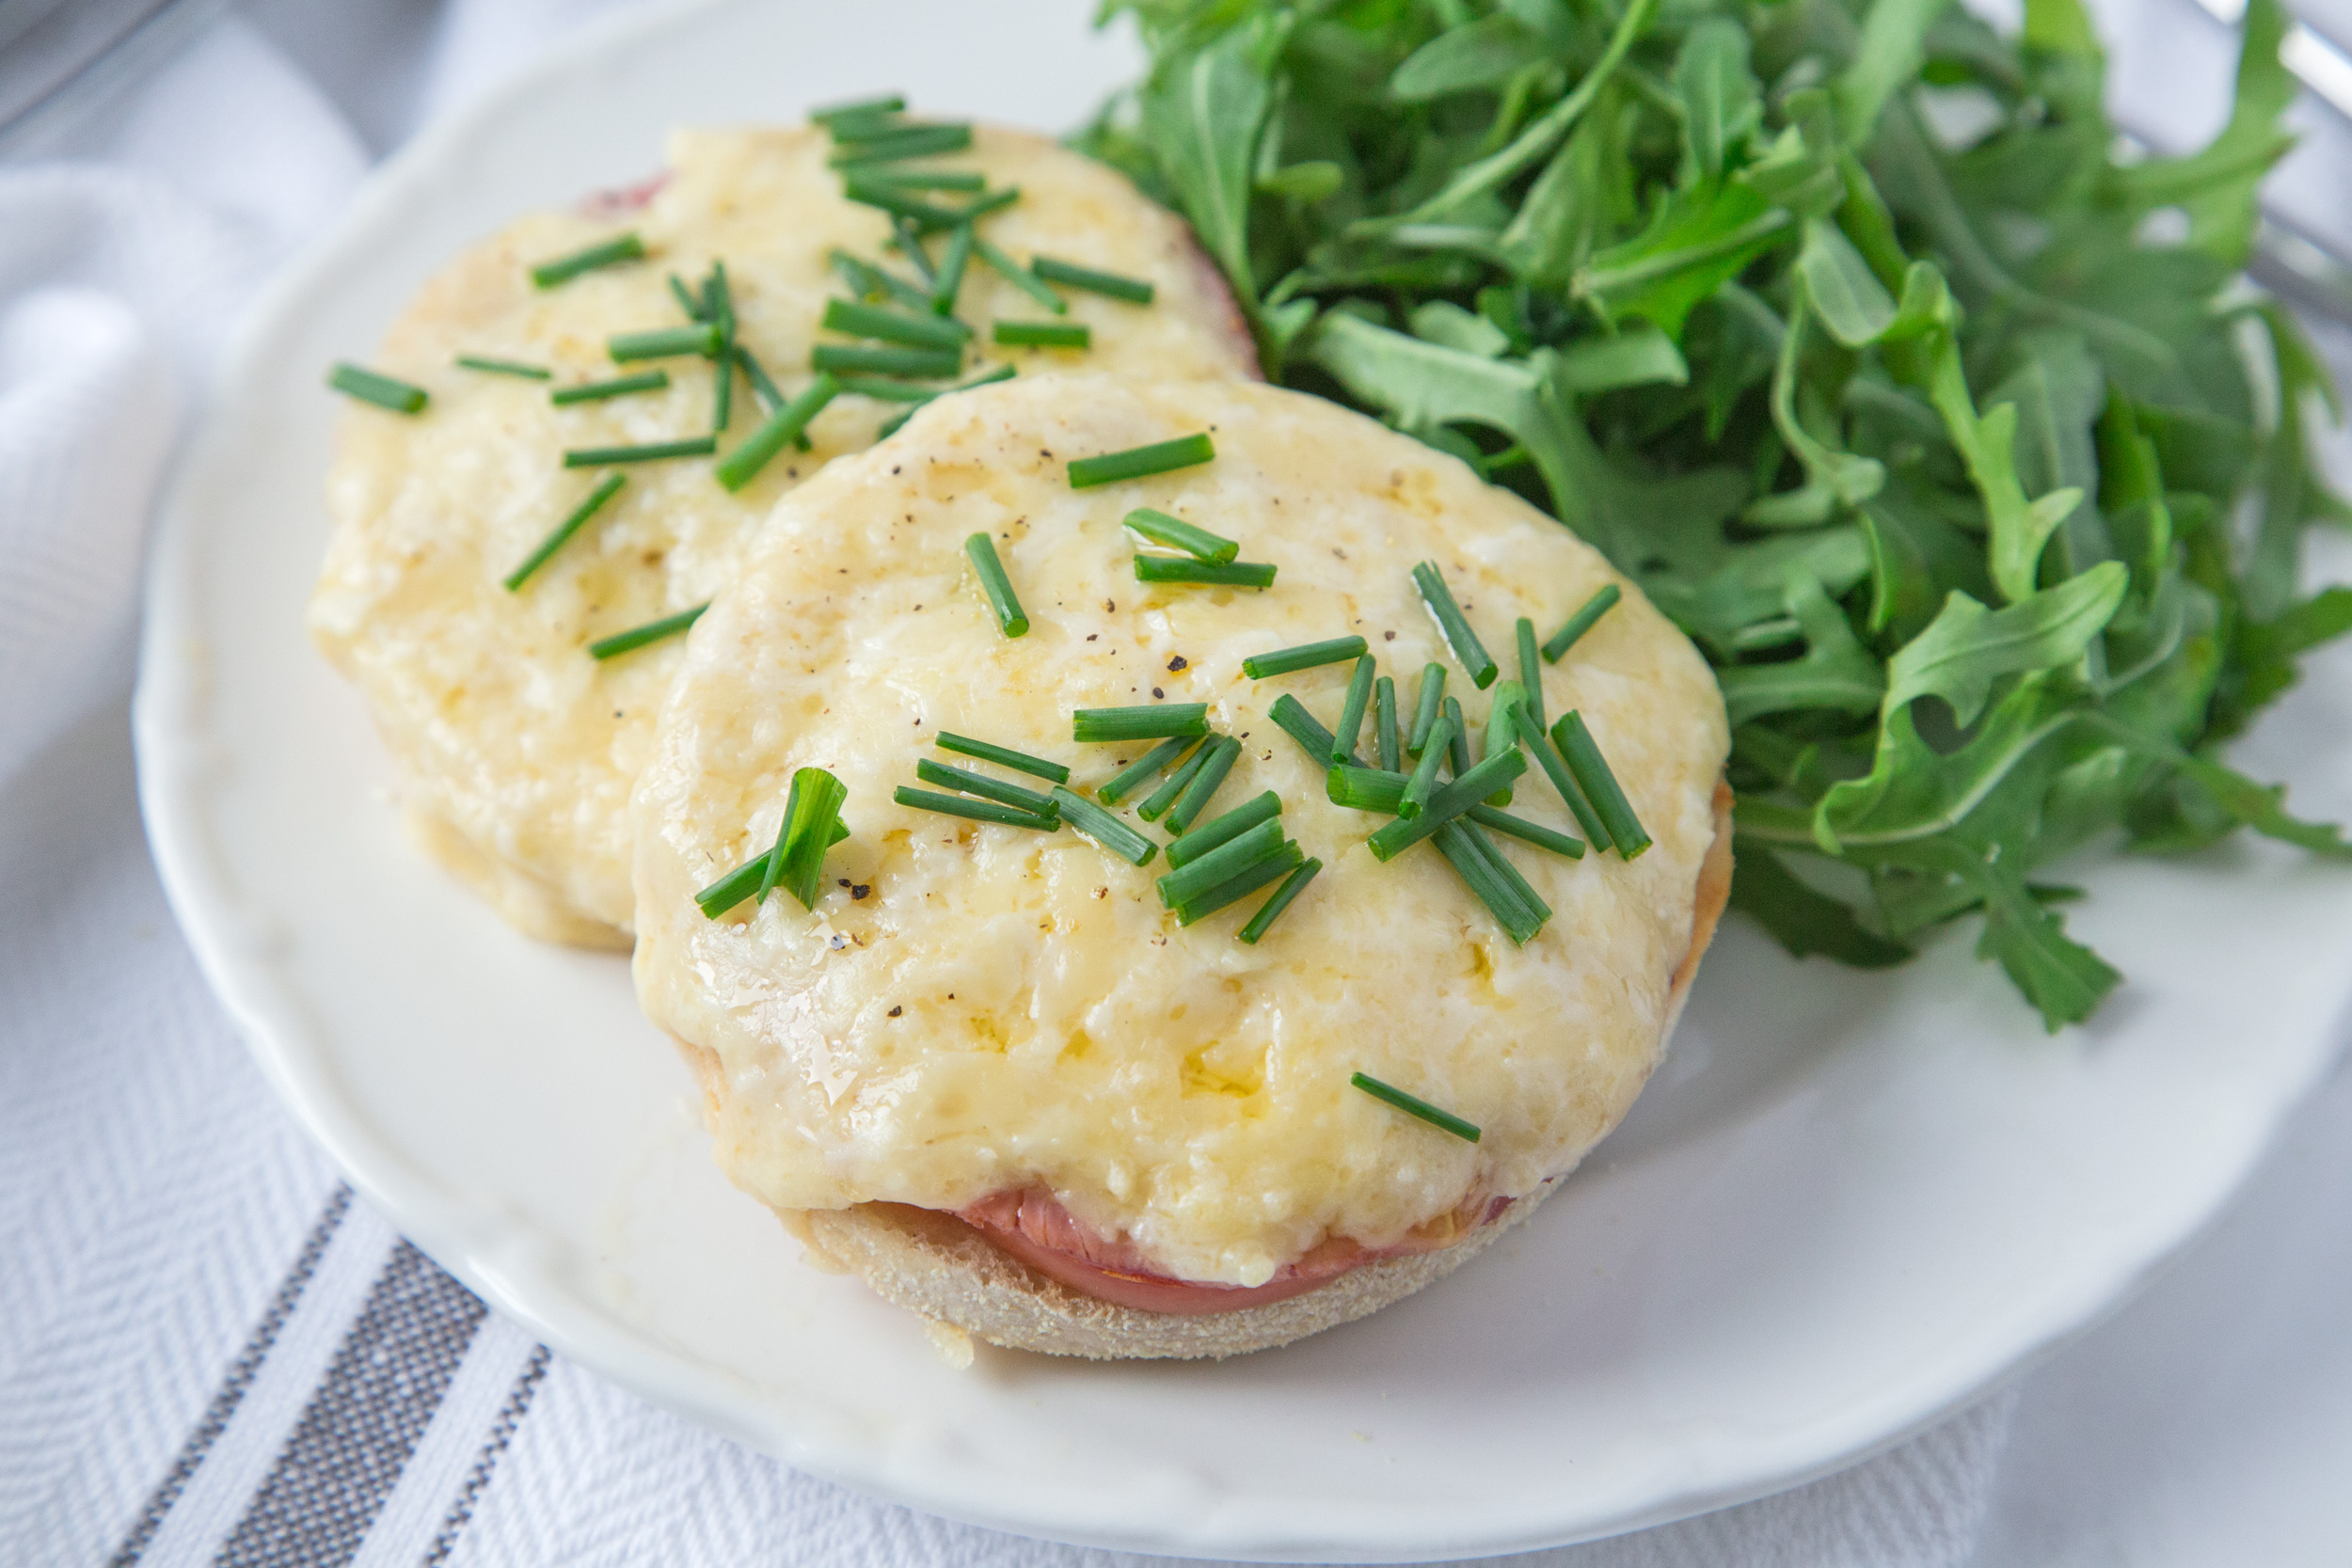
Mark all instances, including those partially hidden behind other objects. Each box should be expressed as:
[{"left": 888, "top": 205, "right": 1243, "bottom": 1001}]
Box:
[{"left": 128, "top": 0, "right": 2352, "bottom": 1557}]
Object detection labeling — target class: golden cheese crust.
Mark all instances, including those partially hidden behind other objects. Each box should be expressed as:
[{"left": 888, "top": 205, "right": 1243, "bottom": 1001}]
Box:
[
  {"left": 631, "top": 374, "right": 1732, "bottom": 1296},
  {"left": 309, "top": 125, "right": 1258, "bottom": 944}
]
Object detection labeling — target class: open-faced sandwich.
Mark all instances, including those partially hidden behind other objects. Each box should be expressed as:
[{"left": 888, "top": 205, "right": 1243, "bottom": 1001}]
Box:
[
  {"left": 629, "top": 374, "right": 1733, "bottom": 1357},
  {"left": 309, "top": 120, "right": 1257, "bottom": 947}
]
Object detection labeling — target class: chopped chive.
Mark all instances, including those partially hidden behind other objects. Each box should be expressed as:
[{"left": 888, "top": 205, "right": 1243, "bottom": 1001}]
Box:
[
  {"left": 935, "top": 731, "right": 1068, "bottom": 784},
  {"left": 1097, "top": 736, "right": 1197, "bottom": 805},
  {"left": 1407, "top": 663, "right": 1447, "bottom": 755},
  {"left": 1139, "top": 736, "right": 1219, "bottom": 822},
  {"left": 563, "top": 436, "right": 716, "bottom": 467},
  {"left": 327, "top": 362, "right": 426, "bottom": 413},
  {"left": 827, "top": 122, "right": 974, "bottom": 164},
  {"left": 694, "top": 822, "right": 851, "bottom": 919},
  {"left": 810, "top": 92, "right": 906, "bottom": 124},
  {"left": 1331, "top": 656, "right": 1376, "bottom": 765},
  {"left": 894, "top": 786, "right": 1056, "bottom": 830},
  {"left": 608, "top": 324, "right": 721, "bottom": 362},
  {"left": 1269, "top": 693, "right": 1357, "bottom": 768},
  {"left": 927, "top": 185, "right": 1019, "bottom": 230},
  {"left": 1133, "top": 557, "right": 1276, "bottom": 589},
  {"left": 1430, "top": 822, "right": 1543, "bottom": 944},
  {"left": 588, "top": 601, "right": 708, "bottom": 660},
  {"left": 945, "top": 362, "right": 1019, "bottom": 391},
  {"left": 1352, "top": 1070, "right": 1481, "bottom": 1142},
  {"left": 844, "top": 175, "right": 982, "bottom": 230},
  {"left": 735, "top": 345, "right": 785, "bottom": 412},
  {"left": 972, "top": 236, "right": 1066, "bottom": 313},
  {"left": 1123, "top": 507, "right": 1237, "bottom": 563},
  {"left": 874, "top": 363, "right": 1016, "bottom": 437},
  {"left": 1068, "top": 432, "right": 1215, "bottom": 489},
  {"left": 836, "top": 376, "right": 938, "bottom": 403},
  {"left": 1165, "top": 790, "right": 1280, "bottom": 868},
  {"left": 1328, "top": 764, "right": 1408, "bottom": 813},
  {"left": 1049, "top": 786, "right": 1159, "bottom": 865},
  {"left": 963, "top": 532, "right": 1028, "bottom": 638},
  {"left": 761, "top": 768, "right": 848, "bottom": 909},
  {"left": 669, "top": 274, "right": 707, "bottom": 319},
  {"left": 706, "top": 261, "right": 736, "bottom": 433},
  {"left": 1466, "top": 803, "right": 1585, "bottom": 859},
  {"left": 455, "top": 354, "right": 548, "bottom": 379},
  {"left": 891, "top": 217, "right": 939, "bottom": 286},
  {"left": 1435, "top": 819, "right": 1548, "bottom": 945},
  {"left": 1366, "top": 748, "right": 1527, "bottom": 861},
  {"left": 1375, "top": 676, "right": 1401, "bottom": 770},
  {"left": 1073, "top": 703, "right": 1207, "bottom": 743},
  {"left": 819, "top": 111, "right": 905, "bottom": 144},
  {"left": 1174, "top": 842, "right": 1303, "bottom": 925},
  {"left": 1155, "top": 817, "right": 1285, "bottom": 906},
  {"left": 914, "top": 758, "right": 1057, "bottom": 817},
  {"left": 1166, "top": 736, "right": 1241, "bottom": 832},
  {"left": 994, "top": 319, "right": 1091, "bottom": 349},
  {"left": 710, "top": 350, "right": 735, "bottom": 433},
  {"left": 549, "top": 369, "right": 671, "bottom": 404},
  {"left": 1401, "top": 715, "right": 1450, "bottom": 818},
  {"left": 1444, "top": 695, "right": 1472, "bottom": 779},
  {"left": 860, "top": 169, "right": 987, "bottom": 193},
  {"left": 504, "top": 472, "right": 625, "bottom": 591},
  {"left": 829, "top": 248, "right": 933, "bottom": 314},
  {"left": 823, "top": 296, "right": 972, "bottom": 349},
  {"left": 931, "top": 223, "right": 974, "bottom": 314},
  {"left": 1030, "top": 256, "right": 1154, "bottom": 304},
  {"left": 1482, "top": 680, "right": 1522, "bottom": 807},
  {"left": 1516, "top": 618, "right": 1546, "bottom": 731},
  {"left": 1517, "top": 700, "right": 1613, "bottom": 850},
  {"left": 530, "top": 231, "right": 644, "bottom": 289},
  {"left": 1550, "top": 712, "right": 1651, "bottom": 859},
  {"left": 716, "top": 372, "right": 842, "bottom": 490},
  {"left": 1461, "top": 812, "right": 1549, "bottom": 902},
  {"left": 812, "top": 342, "right": 961, "bottom": 379},
  {"left": 1543, "top": 583, "right": 1622, "bottom": 663},
  {"left": 1244, "top": 636, "right": 1367, "bottom": 680},
  {"left": 1239, "top": 856, "right": 1320, "bottom": 943},
  {"left": 1413, "top": 561, "right": 1498, "bottom": 689}
]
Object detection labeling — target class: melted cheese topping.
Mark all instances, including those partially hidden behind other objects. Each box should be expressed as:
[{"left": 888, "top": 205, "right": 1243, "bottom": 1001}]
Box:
[
  {"left": 308, "top": 125, "right": 1255, "bottom": 944},
  {"left": 631, "top": 376, "right": 1729, "bottom": 1288}
]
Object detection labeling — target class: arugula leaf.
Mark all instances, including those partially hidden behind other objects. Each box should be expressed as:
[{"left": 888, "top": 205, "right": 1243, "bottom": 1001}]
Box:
[
  {"left": 1138, "top": 20, "right": 1279, "bottom": 347},
  {"left": 1718, "top": 576, "right": 1885, "bottom": 725},
  {"left": 1674, "top": 20, "right": 1760, "bottom": 185},
  {"left": 1576, "top": 181, "right": 1791, "bottom": 339},
  {"left": 2105, "top": 0, "right": 2296, "bottom": 266},
  {"left": 1371, "top": 0, "right": 1655, "bottom": 230},
  {"left": 1728, "top": 839, "right": 1913, "bottom": 967},
  {"left": 1963, "top": 847, "right": 2122, "bottom": 1030},
  {"left": 1797, "top": 218, "right": 1896, "bottom": 348},
  {"left": 1838, "top": 0, "right": 1953, "bottom": 146},
  {"left": 1391, "top": 11, "right": 1549, "bottom": 102},
  {"left": 1096, "top": 0, "right": 2352, "bottom": 1028},
  {"left": 1884, "top": 563, "right": 2128, "bottom": 724},
  {"left": 1814, "top": 673, "right": 2085, "bottom": 853}
]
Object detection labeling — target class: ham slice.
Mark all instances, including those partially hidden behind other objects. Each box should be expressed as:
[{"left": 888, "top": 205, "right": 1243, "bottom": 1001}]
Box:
[{"left": 957, "top": 1187, "right": 1515, "bottom": 1316}]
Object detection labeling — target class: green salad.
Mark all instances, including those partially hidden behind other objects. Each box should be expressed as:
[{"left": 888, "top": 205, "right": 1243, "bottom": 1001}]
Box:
[{"left": 1079, "top": 0, "right": 2352, "bottom": 1027}]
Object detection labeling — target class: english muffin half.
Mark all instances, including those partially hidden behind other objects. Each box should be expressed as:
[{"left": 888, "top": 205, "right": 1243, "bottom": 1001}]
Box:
[
  {"left": 310, "top": 124, "right": 1258, "bottom": 946},
  {"left": 632, "top": 374, "right": 1731, "bottom": 1357}
]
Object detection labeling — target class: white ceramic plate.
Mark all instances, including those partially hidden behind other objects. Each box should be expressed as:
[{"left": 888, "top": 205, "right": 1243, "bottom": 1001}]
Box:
[{"left": 133, "top": 0, "right": 2352, "bottom": 1558}]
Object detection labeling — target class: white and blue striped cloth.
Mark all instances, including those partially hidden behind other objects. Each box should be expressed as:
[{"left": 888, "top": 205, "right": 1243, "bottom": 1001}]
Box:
[{"left": 5, "top": 4, "right": 2352, "bottom": 1565}]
